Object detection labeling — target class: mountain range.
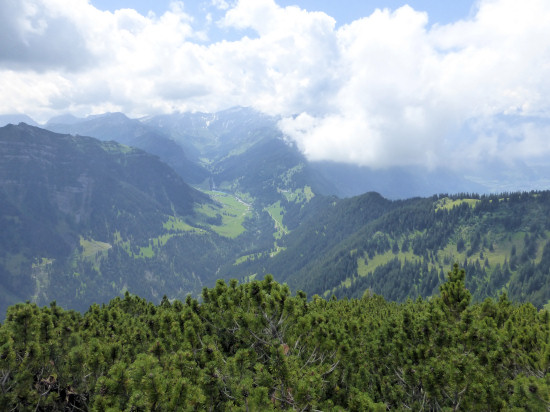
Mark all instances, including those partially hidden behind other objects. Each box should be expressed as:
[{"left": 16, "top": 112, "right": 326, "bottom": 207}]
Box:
[
  {"left": 1, "top": 108, "right": 550, "bottom": 315},
  {"left": 3, "top": 107, "right": 507, "bottom": 199},
  {"left": 0, "top": 123, "right": 228, "bottom": 314},
  {"left": 45, "top": 112, "right": 209, "bottom": 184}
]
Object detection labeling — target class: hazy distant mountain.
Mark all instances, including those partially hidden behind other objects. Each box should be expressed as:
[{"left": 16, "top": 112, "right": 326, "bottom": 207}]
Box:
[
  {"left": 142, "top": 107, "right": 280, "bottom": 162},
  {"left": 0, "top": 114, "right": 39, "bottom": 127},
  {"left": 44, "top": 107, "right": 535, "bottom": 200},
  {"left": 6, "top": 108, "right": 550, "bottom": 198},
  {"left": 46, "top": 113, "right": 82, "bottom": 125},
  {"left": 0, "top": 123, "right": 213, "bottom": 314},
  {"left": 45, "top": 112, "right": 209, "bottom": 184},
  {"left": 463, "top": 158, "right": 550, "bottom": 194},
  {"left": 144, "top": 107, "right": 493, "bottom": 200},
  {"left": 310, "top": 162, "right": 488, "bottom": 199},
  {"left": 144, "top": 107, "right": 337, "bottom": 203}
]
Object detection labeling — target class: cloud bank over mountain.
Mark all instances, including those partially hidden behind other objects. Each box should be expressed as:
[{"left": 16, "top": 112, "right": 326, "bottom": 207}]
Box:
[{"left": 1, "top": 0, "right": 550, "bottom": 170}]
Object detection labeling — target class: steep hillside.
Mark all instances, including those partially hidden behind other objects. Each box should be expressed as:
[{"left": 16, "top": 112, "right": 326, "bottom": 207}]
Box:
[
  {"left": 142, "top": 108, "right": 550, "bottom": 309},
  {"left": 144, "top": 107, "right": 337, "bottom": 264},
  {"left": 144, "top": 107, "right": 335, "bottom": 202},
  {"left": 5, "top": 114, "right": 550, "bottom": 315},
  {"left": 142, "top": 107, "right": 280, "bottom": 162},
  {"left": 228, "top": 191, "right": 550, "bottom": 309},
  {"left": 45, "top": 113, "right": 208, "bottom": 183},
  {"left": 0, "top": 124, "right": 239, "bottom": 314}
]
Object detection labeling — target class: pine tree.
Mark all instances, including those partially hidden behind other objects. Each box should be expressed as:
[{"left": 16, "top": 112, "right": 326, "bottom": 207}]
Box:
[{"left": 439, "top": 263, "right": 471, "bottom": 319}]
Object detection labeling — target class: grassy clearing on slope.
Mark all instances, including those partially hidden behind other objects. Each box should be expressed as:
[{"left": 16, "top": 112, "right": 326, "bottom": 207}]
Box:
[
  {"left": 234, "top": 253, "right": 259, "bottom": 265},
  {"left": 265, "top": 201, "right": 288, "bottom": 239},
  {"left": 32, "top": 257, "right": 54, "bottom": 268},
  {"left": 329, "top": 229, "right": 550, "bottom": 298},
  {"left": 80, "top": 237, "right": 112, "bottom": 258},
  {"left": 112, "top": 217, "right": 207, "bottom": 260},
  {"left": 99, "top": 141, "right": 133, "bottom": 154},
  {"left": 233, "top": 244, "right": 287, "bottom": 266},
  {"left": 270, "top": 244, "right": 286, "bottom": 257},
  {"left": 280, "top": 186, "right": 315, "bottom": 203},
  {"left": 280, "top": 164, "right": 305, "bottom": 186},
  {"left": 197, "top": 191, "right": 251, "bottom": 238},
  {"left": 438, "top": 231, "right": 527, "bottom": 269},
  {"left": 357, "top": 249, "right": 425, "bottom": 275},
  {"left": 163, "top": 216, "right": 203, "bottom": 232},
  {"left": 435, "top": 197, "right": 480, "bottom": 211},
  {"left": 31, "top": 257, "right": 54, "bottom": 304},
  {"left": 327, "top": 249, "right": 446, "bottom": 297}
]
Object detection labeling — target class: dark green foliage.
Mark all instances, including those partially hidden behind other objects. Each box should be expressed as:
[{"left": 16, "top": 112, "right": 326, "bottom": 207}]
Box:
[
  {"left": 439, "top": 263, "right": 471, "bottom": 318},
  {"left": 1, "top": 272, "right": 549, "bottom": 411},
  {"left": 0, "top": 123, "right": 217, "bottom": 315},
  {"left": 234, "top": 191, "right": 550, "bottom": 309}
]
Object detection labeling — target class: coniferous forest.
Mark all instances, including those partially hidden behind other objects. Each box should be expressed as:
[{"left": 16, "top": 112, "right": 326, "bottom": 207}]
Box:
[{"left": 1, "top": 265, "right": 549, "bottom": 411}]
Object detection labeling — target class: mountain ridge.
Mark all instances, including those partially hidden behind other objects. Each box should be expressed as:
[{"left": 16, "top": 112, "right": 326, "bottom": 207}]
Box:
[
  {"left": 45, "top": 112, "right": 209, "bottom": 184},
  {"left": 0, "top": 123, "right": 216, "bottom": 314},
  {"left": 4, "top": 111, "right": 550, "bottom": 315},
  {"left": 226, "top": 190, "right": 550, "bottom": 309}
]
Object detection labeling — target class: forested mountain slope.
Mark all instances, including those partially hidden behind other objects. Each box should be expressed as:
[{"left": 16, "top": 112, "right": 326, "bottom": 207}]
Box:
[
  {"left": 143, "top": 107, "right": 337, "bottom": 203},
  {"left": 45, "top": 112, "right": 209, "bottom": 184},
  {"left": 229, "top": 191, "right": 550, "bottom": 309},
  {"left": 0, "top": 124, "right": 241, "bottom": 314}
]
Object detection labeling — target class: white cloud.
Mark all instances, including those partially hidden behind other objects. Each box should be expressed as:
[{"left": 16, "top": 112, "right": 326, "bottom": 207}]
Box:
[
  {"left": 1, "top": 0, "right": 550, "bottom": 170},
  {"left": 0, "top": 0, "right": 93, "bottom": 71},
  {"left": 211, "top": 0, "right": 230, "bottom": 11},
  {"left": 278, "top": 0, "right": 550, "bottom": 169}
]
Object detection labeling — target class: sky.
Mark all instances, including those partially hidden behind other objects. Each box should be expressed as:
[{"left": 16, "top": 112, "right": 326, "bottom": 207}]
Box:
[{"left": 1, "top": 0, "right": 550, "bottom": 172}]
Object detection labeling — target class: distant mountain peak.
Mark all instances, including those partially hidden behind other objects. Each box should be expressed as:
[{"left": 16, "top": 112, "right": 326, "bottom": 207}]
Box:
[
  {"left": 0, "top": 114, "right": 40, "bottom": 127},
  {"left": 86, "top": 112, "right": 129, "bottom": 121},
  {"left": 46, "top": 113, "right": 83, "bottom": 126}
]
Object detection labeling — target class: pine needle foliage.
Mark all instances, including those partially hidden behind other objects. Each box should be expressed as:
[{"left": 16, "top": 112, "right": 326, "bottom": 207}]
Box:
[{"left": 1, "top": 269, "right": 549, "bottom": 411}]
